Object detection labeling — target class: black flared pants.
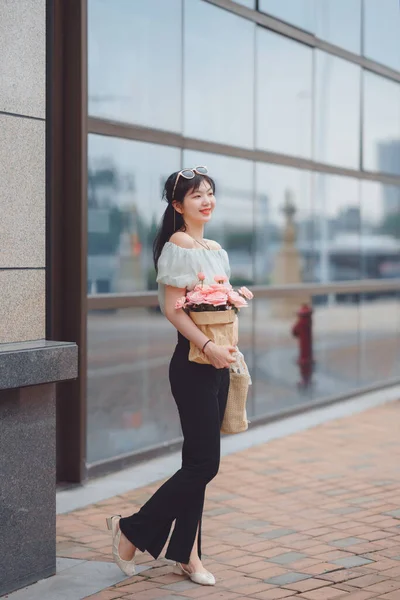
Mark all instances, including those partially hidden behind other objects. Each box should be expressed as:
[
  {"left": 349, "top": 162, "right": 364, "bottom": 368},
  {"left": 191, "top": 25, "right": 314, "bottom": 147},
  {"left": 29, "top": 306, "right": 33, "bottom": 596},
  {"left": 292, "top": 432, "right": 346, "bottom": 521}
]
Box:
[{"left": 119, "top": 333, "right": 229, "bottom": 564}]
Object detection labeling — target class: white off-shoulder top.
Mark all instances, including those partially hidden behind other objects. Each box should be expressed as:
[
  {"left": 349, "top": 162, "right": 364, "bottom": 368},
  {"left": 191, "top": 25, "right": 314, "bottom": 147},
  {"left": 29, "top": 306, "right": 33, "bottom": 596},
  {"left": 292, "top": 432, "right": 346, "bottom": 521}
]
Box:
[{"left": 156, "top": 241, "right": 231, "bottom": 315}]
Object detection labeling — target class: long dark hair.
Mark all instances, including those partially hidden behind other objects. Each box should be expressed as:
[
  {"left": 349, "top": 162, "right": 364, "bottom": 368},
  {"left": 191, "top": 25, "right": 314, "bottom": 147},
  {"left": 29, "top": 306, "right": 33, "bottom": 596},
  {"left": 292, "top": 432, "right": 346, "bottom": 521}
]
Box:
[{"left": 153, "top": 170, "right": 216, "bottom": 270}]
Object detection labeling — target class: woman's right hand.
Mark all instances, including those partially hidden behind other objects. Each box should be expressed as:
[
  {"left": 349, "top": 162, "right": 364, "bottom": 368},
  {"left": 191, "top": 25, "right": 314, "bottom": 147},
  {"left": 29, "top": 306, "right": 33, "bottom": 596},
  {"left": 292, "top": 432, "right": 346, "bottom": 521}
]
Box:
[{"left": 204, "top": 342, "right": 237, "bottom": 369}]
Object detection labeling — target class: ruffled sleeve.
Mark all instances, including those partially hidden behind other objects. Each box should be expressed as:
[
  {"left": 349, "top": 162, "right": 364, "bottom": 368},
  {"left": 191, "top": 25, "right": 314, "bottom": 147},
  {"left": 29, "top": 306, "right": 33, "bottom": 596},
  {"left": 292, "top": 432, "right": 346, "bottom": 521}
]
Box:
[
  {"left": 222, "top": 249, "right": 231, "bottom": 279},
  {"left": 156, "top": 243, "right": 198, "bottom": 290}
]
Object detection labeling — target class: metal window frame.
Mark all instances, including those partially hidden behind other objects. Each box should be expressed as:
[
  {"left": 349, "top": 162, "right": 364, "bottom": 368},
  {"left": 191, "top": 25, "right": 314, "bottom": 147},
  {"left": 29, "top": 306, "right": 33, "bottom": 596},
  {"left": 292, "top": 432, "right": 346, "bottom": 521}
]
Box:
[
  {"left": 88, "top": 374, "right": 400, "bottom": 479},
  {"left": 53, "top": 0, "right": 400, "bottom": 482},
  {"left": 87, "top": 279, "right": 400, "bottom": 310},
  {"left": 206, "top": 0, "right": 400, "bottom": 85},
  {"left": 48, "top": 0, "right": 88, "bottom": 484},
  {"left": 88, "top": 117, "right": 400, "bottom": 187}
]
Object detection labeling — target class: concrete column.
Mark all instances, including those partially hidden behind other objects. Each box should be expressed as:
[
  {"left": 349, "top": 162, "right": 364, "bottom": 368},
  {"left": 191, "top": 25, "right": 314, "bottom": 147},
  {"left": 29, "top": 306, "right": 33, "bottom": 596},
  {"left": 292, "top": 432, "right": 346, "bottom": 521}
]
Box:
[{"left": 0, "top": 2, "right": 78, "bottom": 594}]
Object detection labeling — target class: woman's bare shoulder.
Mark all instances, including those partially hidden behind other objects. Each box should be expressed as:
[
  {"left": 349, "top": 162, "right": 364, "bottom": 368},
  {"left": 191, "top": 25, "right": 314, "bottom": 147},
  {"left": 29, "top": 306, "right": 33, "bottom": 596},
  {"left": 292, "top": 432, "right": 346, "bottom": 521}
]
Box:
[
  {"left": 204, "top": 239, "right": 222, "bottom": 250},
  {"left": 168, "top": 231, "right": 195, "bottom": 249}
]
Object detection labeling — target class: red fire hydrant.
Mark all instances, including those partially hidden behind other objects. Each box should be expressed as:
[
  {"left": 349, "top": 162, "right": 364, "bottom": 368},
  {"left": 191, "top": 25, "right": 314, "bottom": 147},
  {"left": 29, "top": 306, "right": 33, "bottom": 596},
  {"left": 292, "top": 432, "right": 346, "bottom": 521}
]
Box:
[{"left": 292, "top": 304, "right": 314, "bottom": 389}]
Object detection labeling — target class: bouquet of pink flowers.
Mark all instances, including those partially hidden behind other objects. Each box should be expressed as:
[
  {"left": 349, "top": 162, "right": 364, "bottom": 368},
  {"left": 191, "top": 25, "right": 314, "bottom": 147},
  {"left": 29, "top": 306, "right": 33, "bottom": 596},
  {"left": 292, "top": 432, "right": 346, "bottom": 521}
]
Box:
[
  {"left": 175, "top": 273, "right": 253, "bottom": 364},
  {"left": 175, "top": 273, "right": 254, "bottom": 313}
]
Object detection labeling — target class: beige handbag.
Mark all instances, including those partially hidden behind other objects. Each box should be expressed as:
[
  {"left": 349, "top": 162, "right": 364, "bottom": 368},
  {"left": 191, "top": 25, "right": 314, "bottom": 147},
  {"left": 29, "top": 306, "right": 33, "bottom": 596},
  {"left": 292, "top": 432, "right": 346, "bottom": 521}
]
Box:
[
  {"left": 188, "top": 310, "right": 236, "bottom": 364},
  {"left": 221, "top": 350, "right": 251, "bottom": 435}
]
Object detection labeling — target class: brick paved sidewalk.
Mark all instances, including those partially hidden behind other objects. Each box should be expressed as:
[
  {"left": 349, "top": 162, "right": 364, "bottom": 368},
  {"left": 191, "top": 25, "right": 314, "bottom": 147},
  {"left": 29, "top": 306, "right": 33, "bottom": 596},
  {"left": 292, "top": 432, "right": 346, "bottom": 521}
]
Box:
[{"left": 57, "top": 402, "right": 400, "bottom": 600}]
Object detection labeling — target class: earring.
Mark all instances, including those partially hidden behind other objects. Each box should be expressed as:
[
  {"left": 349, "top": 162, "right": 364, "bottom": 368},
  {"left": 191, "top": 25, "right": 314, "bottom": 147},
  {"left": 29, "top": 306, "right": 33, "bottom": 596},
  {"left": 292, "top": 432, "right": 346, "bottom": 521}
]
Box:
[{"left": 173, "top": 208, "right": 176, "bottom": 232}]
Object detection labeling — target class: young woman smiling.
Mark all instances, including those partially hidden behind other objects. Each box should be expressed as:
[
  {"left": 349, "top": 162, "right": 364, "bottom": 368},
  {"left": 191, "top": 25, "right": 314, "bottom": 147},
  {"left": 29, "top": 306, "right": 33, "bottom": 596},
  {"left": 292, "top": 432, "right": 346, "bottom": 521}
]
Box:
[{"left": 107, "top": 167, "right": 237, "bottom": 586}]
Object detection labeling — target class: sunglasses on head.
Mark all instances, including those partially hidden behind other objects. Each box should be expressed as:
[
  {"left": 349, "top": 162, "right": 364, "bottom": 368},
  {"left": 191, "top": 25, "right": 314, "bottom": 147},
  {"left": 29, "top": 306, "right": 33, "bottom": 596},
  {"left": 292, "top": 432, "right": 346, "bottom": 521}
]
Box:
[{"left": 172, "top": 166, "right": 208, "bottom": 200}]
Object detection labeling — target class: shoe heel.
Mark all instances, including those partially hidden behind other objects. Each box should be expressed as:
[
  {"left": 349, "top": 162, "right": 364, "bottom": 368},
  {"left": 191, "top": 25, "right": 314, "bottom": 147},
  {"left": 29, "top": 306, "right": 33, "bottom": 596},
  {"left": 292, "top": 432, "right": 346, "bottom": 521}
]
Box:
[{"left": 106, "top": 515, "right": 121, "bottom": 531}]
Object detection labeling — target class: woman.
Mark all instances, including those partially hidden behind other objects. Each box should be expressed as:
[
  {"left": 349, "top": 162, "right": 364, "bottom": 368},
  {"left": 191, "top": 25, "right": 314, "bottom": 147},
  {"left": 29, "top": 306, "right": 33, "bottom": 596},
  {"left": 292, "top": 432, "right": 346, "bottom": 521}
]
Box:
[{"left": 107, "top": 166, "right": 237, "bottom": 586}]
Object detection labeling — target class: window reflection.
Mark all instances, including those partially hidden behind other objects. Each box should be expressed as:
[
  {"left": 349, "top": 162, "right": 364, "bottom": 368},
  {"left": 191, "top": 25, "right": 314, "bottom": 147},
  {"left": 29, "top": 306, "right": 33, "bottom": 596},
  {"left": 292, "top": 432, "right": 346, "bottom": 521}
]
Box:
[
  {"left": 87, "top": 308, "right": 179, "bottom": 463},
  {"left": 361, "top": 181, "right": 400, "bottom": 279},
  {"left": 359, "top": 293, "right": 400, "bottom": 385},
  {"left": 312, "top": 293, "right": 360, "bottom": 396},
  {"left": 259, "top": 0, "right": 316, "bottom": 32},
  {"left": 183, "top": 150, "right": 254, "bottom": 285},
  {"left": 88, "top": 0, "right": 182, "bottom": 131},
  {"left": 87, "top": 135, "right": 180, "bottom": 294},
  {"left": 255, "top": 164, "right": 313, "bottom": 286},
  {"left": 256, "top": 30, "right": 313, "bottom": 158},
  {"left": 315, "top": 0, "right": 361, "bottom": 54},
  {"left": 183, "top": 0, "right": 255, "bottom": 148},
  {"left": 363, "top": 72, "right": 400, "bottom": 176},
  {"left": 314, "top": 52, "right": 361, "bottom": 169},
  {"left": 364, "top": 0, "right": 400, "bottom": 72},
  {"left": 313, "top": 174, "right": 361, "bottom": 284}
]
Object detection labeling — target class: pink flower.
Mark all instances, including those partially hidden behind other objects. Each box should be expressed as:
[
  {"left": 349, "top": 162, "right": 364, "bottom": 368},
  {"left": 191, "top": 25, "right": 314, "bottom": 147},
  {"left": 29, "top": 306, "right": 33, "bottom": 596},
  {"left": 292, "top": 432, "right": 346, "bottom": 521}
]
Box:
[
  {"left": 186, "top": 290, "right": 211, "bottom": 305},
  {"left": 197, "top": 272, "right": 206, "bottom": 282},
  {"left": 228, "top": 290, "right": 248, "bottom": 308},
  {"left": 214, "top": 274, "right": 228, "bottom": 284},
  {"left": 193, "top": 283, "right": 213, "bottom": 293},
  {"left": 175, "top": 296, "right": 186, "bottom": 310},
  {"left": 205, "top": 291, "right": 228, "bottom": 306},
  {"left": 207, "top": 282, "right": 232, "bottom": 293},
  {"left": 239, "top": 286, "right": 254, "bottom": 300}
]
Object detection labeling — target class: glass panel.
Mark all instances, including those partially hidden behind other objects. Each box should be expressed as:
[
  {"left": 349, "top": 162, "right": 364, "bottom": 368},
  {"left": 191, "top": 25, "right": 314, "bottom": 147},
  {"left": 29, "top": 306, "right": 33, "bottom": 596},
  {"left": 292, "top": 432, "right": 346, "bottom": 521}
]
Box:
[
  {"left": 256, "top": 30, "right": 313, "bottom": 158},
  {"left": 360, "top": 181, "right": 400, "bottom": 385},
  {"left": 253, "top": 294, "right": 360, "bottom": 417},
  {"left": 314, "top": 52, "right": 361, "bottom": 169},
  {"left": 253, "top": 298, "right": 312, "bottom": 416},
  {"left": 361, "top": 180, "right": 400, "bottom": 279},
  {"left": 312, "top": 294, "right": 360, "bottom": 397},
  {"left": 364, "top": 0, "right": 400, "bottom": 72},
  {"left": 255, "top": 164, "right": 313, "bottom": 286},
  {"left": 88, "top": 0, "right": 182, "bottom": 131},
  {"left": 258, "top": 0, "right": 316, "bottom": 32},
  {"left": 183, "top": 0, "right": 255, "bottom": 148},
  {"left": 183, "top": 150, "right": 255, "bottom": 285},
  {"left": 87, "top": 135, "right": 180, "bottom": 294},
  {"left": 359, "top": 293, "right": 400, "bottom": 385},
  {"left": 315, "top": 0, "right": 361, "bottom": 54},
  {"left": 313, "top": 174, "right": 361, "bottom": 283},
  {"left": 363, "top": 72, "right": 400, "bottom": 176},
  {"left": 87, "top": 308, "right": 179, "bottom": 463}
]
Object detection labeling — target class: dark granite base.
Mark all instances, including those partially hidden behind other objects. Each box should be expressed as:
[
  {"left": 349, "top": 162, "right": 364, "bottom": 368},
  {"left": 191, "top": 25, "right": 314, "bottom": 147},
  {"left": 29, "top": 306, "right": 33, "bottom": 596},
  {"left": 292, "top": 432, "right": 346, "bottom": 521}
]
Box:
[
  {"left": 0, "top": 384, "right": 56, "bottom": 596},
  {"left": 0, "top": 340, "right": 77, "bottom": 390}
]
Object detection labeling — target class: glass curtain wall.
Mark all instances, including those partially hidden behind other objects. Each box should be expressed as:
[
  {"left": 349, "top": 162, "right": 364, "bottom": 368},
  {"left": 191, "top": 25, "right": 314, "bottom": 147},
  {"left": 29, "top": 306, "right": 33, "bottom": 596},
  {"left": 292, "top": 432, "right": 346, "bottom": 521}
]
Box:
[{"left": 86, "top": 0, "right": 400, "bottom": 466}]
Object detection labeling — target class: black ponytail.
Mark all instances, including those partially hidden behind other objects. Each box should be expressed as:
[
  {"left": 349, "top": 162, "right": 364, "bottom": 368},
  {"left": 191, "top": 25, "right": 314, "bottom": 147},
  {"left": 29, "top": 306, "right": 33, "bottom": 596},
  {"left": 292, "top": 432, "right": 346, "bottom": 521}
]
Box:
[{"left": 153, "top": 170, "right": 216, "bottom": 270}]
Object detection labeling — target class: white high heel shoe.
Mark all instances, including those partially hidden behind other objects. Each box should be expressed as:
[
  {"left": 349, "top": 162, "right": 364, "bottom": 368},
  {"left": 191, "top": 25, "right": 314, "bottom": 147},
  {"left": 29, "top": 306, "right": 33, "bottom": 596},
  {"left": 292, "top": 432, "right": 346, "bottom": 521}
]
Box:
[
  {"left": 106, "top": 515, "right": 136, "bottom": 577},
  {"left": 172, "top": 562, "right": 216, "bottom": 586}
]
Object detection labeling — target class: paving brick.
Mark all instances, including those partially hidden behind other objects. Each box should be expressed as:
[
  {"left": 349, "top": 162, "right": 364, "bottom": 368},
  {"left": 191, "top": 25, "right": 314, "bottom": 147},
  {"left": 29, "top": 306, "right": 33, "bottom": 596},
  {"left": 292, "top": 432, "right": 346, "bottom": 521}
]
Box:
[
  {"left": 331, "top": 538, "right": 367, "bottom": 548},
  {"left": 57, "top": 403, "right": 400, "bottom": 600},
  {"left": 346, "top": 574, "right": 387, "bottom": 588},
  {"left": 384, "top": 510, "right": 400, "bottom": 519},
  {"left": 296, "top": 588, "right": 349, "bottom": 599},
  {"left": 365, "top": 578, "right": 400, "bottom": 593},
  {"left": 123, "top": 590, "right": 173, "bottom": 600},
  {"left": 251, "top": 590, "right": 297, "bottom": 599},
  {"left": 162, "top": 580, "right": 198, "bottom": 592},
  {"left": 283, "top": 577, "right": 331, "bottom": 592},
  {"left": 259, "top": 529, "right": 297, "bottom": 540},
  {"left": 84, "top": 592, "right": 125, "bottom": 600},
  {"left": 332, "top": 557, "right": 374, "bottom": 569},
  {"left": 200, "top": 592, "right": 241, "bottom": 600},
  {"left": 265, "top": 572, "right": 311, "bottom": 585},
  {"left": 268, "top": 552, "right": 308, "bottom": 565},
  {"left": 115, "top": 581, "right": 158, "bottom": 593}
]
